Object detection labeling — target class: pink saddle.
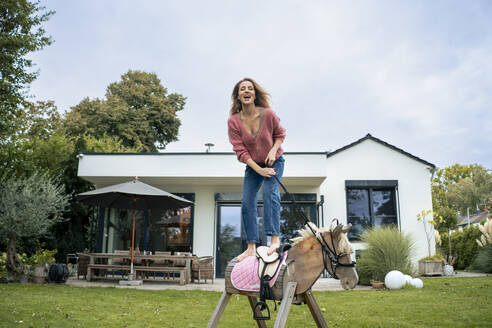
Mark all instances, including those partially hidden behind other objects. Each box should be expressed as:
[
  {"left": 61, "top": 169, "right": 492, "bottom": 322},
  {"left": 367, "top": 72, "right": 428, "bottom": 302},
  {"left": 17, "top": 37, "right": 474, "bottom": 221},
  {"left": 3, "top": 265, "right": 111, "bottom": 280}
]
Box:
[{"left": 231, "top": 251, "right": 287, "bottom": 292}]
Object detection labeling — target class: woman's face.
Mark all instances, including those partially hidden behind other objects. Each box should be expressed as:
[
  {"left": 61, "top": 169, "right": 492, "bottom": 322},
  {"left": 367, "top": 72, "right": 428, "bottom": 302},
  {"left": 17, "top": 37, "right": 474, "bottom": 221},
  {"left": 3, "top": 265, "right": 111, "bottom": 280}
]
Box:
[{"left": 237, "top": 80, "right": 255, "bottom": 105}]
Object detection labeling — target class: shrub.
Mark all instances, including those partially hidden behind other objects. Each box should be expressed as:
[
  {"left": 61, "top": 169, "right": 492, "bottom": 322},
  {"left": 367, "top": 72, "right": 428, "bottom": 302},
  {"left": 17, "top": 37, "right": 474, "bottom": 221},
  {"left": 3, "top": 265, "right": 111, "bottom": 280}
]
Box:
[
  {"left": 356, "top": 226, "right": 416, "bottom": 285},
  {"left": 419, "top": 254, "right": 446, "bottom": 264},
  {"left": 470, "top": 219, "right": 492, "bottom": 273},
  {"left": 440, "top": 226, "right": 481, "bottom": 270},
  {"left": 0, "top": 252, "right": 6, "bottom": 273},
  {"left": 469, "top": 244, "right": 492, "bottom": 273},
  {"left": 476, "top": 218, "right": 492, "bottom": 247},
  {"left": 27, "top": 248, "right": 57, "bottom": 267}
]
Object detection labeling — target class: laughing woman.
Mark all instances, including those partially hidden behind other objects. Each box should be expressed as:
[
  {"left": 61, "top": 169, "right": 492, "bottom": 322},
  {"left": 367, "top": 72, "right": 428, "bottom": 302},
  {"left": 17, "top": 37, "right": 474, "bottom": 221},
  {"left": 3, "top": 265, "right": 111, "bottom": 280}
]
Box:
[{"left": 227, "top": 78, "right": 286, "bottom": 262}]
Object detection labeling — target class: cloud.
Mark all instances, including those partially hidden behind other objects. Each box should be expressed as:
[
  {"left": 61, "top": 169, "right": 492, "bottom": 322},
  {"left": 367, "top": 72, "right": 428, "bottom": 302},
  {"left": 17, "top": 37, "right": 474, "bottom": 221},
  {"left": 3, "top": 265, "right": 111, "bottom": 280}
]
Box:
[{"left": 29, "top": 0, "right": 492, "bottom": 168}]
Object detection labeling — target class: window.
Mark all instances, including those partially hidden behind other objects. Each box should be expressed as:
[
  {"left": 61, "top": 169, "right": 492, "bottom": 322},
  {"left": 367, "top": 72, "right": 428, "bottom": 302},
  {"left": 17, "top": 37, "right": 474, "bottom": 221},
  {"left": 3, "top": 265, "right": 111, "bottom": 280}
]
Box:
[
  {"left": 215, "top": 192, "right": 318, "bottom": 277},
  {"left": 148, "top": 193, "right": 194, "bottom": 253},
  {"left": 345, "top": 181, "right": 398, "bottom": 241},
  {"left": 98, "top": 193, "right": 194, "bottom": 253}
]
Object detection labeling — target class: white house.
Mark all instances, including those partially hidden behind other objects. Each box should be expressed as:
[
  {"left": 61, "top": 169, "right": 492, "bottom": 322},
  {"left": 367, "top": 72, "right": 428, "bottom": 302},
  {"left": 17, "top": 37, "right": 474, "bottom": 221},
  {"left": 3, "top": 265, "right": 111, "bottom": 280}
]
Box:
[{"left": 77, "top": 133, "right": 436, "bottom": 277}]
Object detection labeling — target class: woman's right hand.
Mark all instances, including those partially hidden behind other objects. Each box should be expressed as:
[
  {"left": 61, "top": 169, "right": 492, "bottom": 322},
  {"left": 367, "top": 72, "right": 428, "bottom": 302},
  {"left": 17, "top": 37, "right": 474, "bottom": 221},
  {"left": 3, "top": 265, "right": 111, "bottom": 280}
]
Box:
[{"left": 257, "top": 167, "right": 276, "bottom": 178}]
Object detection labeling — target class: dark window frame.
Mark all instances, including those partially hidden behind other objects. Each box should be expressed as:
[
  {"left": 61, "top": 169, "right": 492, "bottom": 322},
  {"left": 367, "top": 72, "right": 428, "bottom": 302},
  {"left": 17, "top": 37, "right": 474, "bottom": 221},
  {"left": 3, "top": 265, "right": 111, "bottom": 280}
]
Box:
[
  {"left": 96, "top": 193, "right": 195, "bottom": 253},
  {"left": 214, "top": 192, "right": 319, "bottom": 278},
  {"left": 345, "top": 180, "right": 399, "bottom": 241}
]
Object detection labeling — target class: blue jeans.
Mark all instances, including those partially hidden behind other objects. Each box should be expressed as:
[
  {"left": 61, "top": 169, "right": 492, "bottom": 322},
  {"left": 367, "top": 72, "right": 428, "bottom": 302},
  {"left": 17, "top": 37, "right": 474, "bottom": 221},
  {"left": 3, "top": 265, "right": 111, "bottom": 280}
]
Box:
[{"left": 241, "top": 156, "right": 285, "bottom": 243}]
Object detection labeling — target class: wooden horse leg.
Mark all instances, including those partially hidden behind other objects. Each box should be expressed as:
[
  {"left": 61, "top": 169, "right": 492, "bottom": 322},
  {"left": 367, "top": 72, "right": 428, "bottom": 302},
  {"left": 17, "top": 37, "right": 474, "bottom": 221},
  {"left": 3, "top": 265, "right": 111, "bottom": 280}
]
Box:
[
  {"left": 273, "top": 281, "right": 297, "bottom": 328},
  {"left": 304, "top": 289, "right": 328, "bottom": 328},
  {"left": 207, "top": 292, "right": 231, "bottom": 328},
  {"left": 247, "top": 296, "right": 268, "bottom": 328}
]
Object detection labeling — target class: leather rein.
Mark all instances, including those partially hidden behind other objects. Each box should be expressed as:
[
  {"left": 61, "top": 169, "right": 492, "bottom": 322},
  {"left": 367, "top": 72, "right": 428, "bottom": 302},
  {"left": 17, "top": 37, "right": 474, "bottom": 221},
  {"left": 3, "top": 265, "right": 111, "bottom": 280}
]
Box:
[{"left": 273, "top": 175, "right": 356, "bottom": 279}]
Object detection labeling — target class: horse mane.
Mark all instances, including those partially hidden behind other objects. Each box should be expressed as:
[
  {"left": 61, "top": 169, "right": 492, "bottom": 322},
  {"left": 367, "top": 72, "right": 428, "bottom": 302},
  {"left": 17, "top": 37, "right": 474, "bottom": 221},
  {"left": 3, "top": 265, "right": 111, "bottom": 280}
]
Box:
[{"left": 290, "top": 222, "right": 353, "bottom": 254}]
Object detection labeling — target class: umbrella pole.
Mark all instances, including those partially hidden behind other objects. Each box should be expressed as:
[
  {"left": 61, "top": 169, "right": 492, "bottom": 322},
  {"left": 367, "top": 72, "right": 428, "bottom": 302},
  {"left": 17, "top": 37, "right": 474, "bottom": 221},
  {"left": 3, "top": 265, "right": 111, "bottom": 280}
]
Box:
[{"left": 130, "top": 197, "right": 136, "bottom": 279}]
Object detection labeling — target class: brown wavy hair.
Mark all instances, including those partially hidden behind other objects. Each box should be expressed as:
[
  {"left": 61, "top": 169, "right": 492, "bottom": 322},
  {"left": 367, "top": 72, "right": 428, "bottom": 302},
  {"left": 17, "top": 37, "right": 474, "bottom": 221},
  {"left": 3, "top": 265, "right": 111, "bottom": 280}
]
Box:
[{"left": 230, "top": 78, "right": 271, "bottom": 116}]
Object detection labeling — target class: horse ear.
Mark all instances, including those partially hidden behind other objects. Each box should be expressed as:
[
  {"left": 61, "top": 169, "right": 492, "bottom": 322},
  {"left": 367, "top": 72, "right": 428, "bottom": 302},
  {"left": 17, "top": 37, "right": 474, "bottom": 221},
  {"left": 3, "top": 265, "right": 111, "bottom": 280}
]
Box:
[
  {"left": 332, "top": 224, "right": 343, "bottom": 236},
  {"left": 342, "top": 223, "right": 352, "bottom": 233}
]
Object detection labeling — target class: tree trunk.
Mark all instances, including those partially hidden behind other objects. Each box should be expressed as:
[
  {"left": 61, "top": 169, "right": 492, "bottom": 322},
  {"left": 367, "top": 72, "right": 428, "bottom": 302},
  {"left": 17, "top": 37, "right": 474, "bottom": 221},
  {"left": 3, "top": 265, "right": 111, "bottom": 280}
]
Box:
[
  {"left": 6, "top": 236, "right": 24, "bottom": 277},
  {"left": 448, "top": 228, "right": 452, "bottom": 258}
]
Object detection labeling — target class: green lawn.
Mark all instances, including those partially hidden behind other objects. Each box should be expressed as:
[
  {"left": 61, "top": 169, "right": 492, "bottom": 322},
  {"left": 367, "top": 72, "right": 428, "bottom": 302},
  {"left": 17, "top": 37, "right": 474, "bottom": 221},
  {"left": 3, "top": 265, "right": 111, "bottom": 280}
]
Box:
[{"left": 0, "top": 277, "right": 491, "bottom": 327}]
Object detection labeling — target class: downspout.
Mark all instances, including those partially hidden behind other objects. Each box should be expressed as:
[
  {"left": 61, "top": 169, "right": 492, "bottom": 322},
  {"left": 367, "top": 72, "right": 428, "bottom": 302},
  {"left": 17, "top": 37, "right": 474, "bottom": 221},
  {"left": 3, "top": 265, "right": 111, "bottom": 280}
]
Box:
[
  {"left": 430, "top": 166, "right": 438, "bottom": 209},
  {"left": 429, "top": 166, "right": 438, "bottom": 255},
  {"left": 397, "top": 186, "right": 402, "bottom": 231},
  {"left": 318, "top": 195, "right": 325, "bottom": 227}
]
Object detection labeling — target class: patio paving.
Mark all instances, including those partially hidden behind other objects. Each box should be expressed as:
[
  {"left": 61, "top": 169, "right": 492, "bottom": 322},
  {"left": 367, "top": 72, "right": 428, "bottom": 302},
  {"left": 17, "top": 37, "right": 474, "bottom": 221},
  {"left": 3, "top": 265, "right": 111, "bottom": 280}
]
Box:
[
  {"left": 66, "top": 276, "right": 371, "bottom": 291},
  {"left": 66, "top": 271, "right": 488, "bottom": 291}
]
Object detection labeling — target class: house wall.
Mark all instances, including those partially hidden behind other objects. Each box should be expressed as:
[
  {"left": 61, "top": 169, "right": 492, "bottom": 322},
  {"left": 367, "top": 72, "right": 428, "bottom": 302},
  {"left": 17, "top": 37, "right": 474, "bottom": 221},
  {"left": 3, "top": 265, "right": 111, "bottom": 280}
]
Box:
[
  {"left": 78, "top": 153, "right": 327, "bottom": 260},
  {"left": 321, "top": 139, "right": 435, "bottom": 263},
  {"left": 77, "top": 153, "right": 327, "bottom": 186},
  {"left": 77, "top": 145, "right": 435, "bottom": 267}
]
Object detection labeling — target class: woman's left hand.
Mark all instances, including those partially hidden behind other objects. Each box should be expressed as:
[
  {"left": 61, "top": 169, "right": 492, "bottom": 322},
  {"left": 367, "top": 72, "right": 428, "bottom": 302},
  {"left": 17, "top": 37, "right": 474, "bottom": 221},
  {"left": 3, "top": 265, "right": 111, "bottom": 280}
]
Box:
[{"left": 265, "top": 148, "right": 277, "bottom": 166}]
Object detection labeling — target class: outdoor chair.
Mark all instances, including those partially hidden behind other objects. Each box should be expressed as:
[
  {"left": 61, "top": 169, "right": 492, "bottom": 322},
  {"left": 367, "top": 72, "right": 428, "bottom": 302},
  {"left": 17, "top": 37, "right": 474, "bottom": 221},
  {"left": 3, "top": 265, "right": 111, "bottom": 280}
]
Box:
[
  {"left": 151, "top": 251, "right": 172, "bottom": 279},
  {"left": 113, "top": 250, "right": 129, "bottom": 265},
  {"left": 172, "top": 251, "right": 191, "bottom": 281},
  {"left": 112, "top": 250, "right": 130, "bottom": 278},
  {"left": 131, "top": 249, "right": 144, "bottom": 279},
  {"left": 95, "top": 257, "right": 108, "bottom": 278},
  {"left": 192, "top": 256, "right": 214, "bottom": 284}
]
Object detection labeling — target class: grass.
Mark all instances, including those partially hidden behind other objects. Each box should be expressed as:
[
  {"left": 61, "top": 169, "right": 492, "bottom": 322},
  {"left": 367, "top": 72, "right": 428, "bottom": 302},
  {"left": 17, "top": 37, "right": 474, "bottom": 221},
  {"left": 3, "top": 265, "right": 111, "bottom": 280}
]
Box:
[{"left": 0, "top": 277, "right": 491, "bottom": 327}]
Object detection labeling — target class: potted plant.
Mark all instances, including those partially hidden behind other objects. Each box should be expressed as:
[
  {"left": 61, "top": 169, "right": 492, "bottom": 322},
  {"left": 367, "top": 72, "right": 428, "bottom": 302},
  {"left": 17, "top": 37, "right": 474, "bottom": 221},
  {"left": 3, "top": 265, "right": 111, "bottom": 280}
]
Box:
[
  {"left": 418, "top": 254, "right": 446, "bottom": 276},
  {"left": 417, "top": 210, "right": 445, "bottom": 276},
  {"left": 371, "top": 280, "right": 385, "bottom": 289},
  {"left": 0, "top": 252, "right": 7, "bottom": 278},
  {"left": 31, "top": 248, "right": 57, "bottom": 283},
  {"left": 16, "top": 253, "right": 32, "bottom": 283}
]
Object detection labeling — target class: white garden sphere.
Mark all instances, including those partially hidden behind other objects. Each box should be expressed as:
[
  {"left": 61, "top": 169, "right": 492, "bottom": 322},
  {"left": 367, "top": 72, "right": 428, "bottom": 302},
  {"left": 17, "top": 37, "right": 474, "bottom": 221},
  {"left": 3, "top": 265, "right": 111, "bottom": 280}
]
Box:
[
  {"left": 403, "top": 274, "right": 413, "bottom": 285},
  {"left": 384, "top": 270, "right": 405, "bottom": 289},
  {"left": 411, "top": 278, "right": 424, "bottom": 288}
]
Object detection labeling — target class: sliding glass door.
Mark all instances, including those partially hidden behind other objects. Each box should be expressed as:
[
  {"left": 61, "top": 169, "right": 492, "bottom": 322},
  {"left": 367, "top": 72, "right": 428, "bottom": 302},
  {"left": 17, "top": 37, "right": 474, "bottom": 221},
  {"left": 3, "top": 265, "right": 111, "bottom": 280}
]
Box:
[
  {"left": 216, "top": 206, "right": 243, "bottom": 277},
  {"left": 215, "top": 193, "right": 318, "bottom": 277}
]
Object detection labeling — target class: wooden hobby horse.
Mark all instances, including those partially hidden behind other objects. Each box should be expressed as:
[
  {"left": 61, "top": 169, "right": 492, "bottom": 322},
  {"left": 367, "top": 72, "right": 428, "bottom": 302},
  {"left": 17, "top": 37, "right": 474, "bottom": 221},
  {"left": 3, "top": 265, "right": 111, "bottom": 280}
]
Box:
[{"left": 207, "top": 221, "right": 359, "bottom": 328}]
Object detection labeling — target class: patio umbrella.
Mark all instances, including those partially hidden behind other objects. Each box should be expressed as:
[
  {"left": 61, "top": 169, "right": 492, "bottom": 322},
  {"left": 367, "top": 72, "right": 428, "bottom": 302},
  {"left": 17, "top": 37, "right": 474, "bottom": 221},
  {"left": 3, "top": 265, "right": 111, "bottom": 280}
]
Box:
[{"left": 77, "top": 177, "right": 194, "bottom": 279}]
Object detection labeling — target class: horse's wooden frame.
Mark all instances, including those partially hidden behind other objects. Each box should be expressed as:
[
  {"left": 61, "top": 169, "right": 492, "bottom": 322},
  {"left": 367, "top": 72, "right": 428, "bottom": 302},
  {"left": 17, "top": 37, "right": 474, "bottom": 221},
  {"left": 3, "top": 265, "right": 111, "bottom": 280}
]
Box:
[
  {"left": 207, "top": 259, "right": 328, "bottom": 328},
  {"left": 207, "top": 223, "right": 357, "bottom": 328}
]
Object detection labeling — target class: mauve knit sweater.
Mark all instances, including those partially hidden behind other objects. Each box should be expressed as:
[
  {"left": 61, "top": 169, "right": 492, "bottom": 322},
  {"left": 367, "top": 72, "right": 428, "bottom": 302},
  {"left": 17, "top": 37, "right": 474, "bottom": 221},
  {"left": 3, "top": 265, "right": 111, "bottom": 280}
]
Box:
[{"left": 228, "top": 108, "right": 286, "bottom": 164}]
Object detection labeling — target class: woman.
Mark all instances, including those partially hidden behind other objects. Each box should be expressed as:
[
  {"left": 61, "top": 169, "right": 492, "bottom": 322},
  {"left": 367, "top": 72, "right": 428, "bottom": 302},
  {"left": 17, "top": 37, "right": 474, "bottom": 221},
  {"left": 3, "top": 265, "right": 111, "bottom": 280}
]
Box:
[{"left": 227, "top": 78, "right": 286, "bottom": 262}]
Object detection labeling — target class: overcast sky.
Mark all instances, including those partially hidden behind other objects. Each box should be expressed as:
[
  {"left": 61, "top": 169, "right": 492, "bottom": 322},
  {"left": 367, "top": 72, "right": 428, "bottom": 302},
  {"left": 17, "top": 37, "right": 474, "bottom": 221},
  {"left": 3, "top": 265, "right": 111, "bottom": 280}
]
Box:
[{"left": 30, "top": 1, "right": 492, "bottom": 169}]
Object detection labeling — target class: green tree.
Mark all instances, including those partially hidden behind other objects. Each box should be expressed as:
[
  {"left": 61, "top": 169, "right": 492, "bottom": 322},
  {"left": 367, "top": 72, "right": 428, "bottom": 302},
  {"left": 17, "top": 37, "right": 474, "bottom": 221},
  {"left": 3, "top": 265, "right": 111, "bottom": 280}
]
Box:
[
  {"left": 64, "top": 70, "right": 186, "bottom": 152},
  {"left": 432, "top": 164, "right": 492, "bottom": 218},
  {"left": 0, "top": 106, "right": 140, "bottom": 261},
  {"left": 0, "top": 0, "right": 54, "bottom": 140},
  {"left": 432, "top": 164, "right": 472, "bottom": 212},
  {"left": 21, "top": 100, "right": 62, "bottom": 139},
  {"left": 0, "top": 173, "right": 68, "bottom": 278},
  {"left": 447, "top": 165, "right": 492, "bottom": 215},
  {"left": 436, "top": 206, "right": 458, "bottom": 265},
  {"left": 279, "top": 206, "right": 313, "bottom": 244},
  {"left": 0, "top": 101, "right": 65, "bottom": 178},
  {"left": 218, "top": 224, "right": 241, "bottom": 275},
  {"left": 435, "top": 206, "right": 458, "bottom": 233},
  {"left": 45, "top": 134, "right": 141, "bottom": 261}
]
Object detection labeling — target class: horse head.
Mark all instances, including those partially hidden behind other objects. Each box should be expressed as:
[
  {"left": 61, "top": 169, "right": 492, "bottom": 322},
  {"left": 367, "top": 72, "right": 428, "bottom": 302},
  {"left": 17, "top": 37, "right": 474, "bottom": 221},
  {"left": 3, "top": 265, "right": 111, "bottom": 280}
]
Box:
[
  {"left": 321, "top": 223, "right": 359, "bottom": 290},
  {"left": 290, "top": 222, "right": 358, "bottom": 291}
]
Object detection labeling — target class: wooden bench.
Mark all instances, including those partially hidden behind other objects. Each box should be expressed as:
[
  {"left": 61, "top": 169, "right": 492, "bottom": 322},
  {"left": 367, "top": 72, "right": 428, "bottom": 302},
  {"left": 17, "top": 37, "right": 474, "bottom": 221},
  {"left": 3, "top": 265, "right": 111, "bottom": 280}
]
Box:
[{"left": 87, "top": 264, "right": 187, "bottom": 285}]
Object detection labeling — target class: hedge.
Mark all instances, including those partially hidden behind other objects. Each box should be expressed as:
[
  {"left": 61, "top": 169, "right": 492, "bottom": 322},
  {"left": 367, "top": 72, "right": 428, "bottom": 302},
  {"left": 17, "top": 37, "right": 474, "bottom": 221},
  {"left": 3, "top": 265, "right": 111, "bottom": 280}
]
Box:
[{"left": 440, "top": 225, "right": 481, "bottom": 270}]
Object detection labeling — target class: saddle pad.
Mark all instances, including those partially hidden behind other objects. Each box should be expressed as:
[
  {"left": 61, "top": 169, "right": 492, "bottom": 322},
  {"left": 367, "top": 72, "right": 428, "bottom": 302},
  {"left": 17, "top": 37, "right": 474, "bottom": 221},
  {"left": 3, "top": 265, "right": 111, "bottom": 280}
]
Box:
[{"left": 231, "top": 251, "right": 287, "bottom": 292}]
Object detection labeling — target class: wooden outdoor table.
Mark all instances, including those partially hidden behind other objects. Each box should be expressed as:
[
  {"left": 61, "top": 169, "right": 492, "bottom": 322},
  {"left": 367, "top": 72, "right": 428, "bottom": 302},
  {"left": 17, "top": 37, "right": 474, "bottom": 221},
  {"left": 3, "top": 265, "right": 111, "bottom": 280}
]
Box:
[{"left": 77, "top": 252, "right": 197, "bottom": 284}]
